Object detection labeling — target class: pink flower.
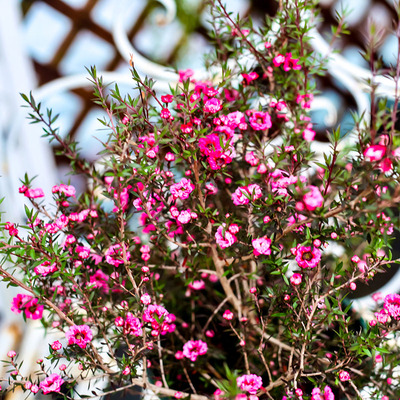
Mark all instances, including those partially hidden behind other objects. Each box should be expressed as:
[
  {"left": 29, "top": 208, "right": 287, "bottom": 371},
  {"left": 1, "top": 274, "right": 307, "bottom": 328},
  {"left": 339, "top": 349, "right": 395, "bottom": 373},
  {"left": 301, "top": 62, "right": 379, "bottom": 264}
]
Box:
[
  {"left": 140, "top": 293, "right": 152, "bottom": 305},
  {"left": 122, "top": 366, "right": 131, "bottom": 375},
  {"left": 252, "top": 236, "right": 272, "bottom": 256},
  {"left": 188, "top": 280, "right": 206, "bottom": 290},
  {"left": 11, "top": 294, "right": 33, "bottom": 314},
  {"left": 160, "top": 108, "right": 172, "bottom": 119},
  {"left": 24, "top": 188, "right": 45, "bottom": 199},
  {"left": 364, "top": 145, "right": 386, "bottom": 162},
  {"left": 242, "top": 72, "right": 259, "bottom": 85},
  {"left": 245, "top": 151, "right": 259, "bottom": 166},
  {"left": 223, "top": 310, "right": 234, "bottom": 320},
  {"left": 124, "top": 312, "right": 143, "bottom": 336},
  {"left": 178, "top": 209, "right": 192, "bottom": 224},
  {"left": 232, "top": 184, "right": 262, "bottom": 205},
  {"left": 205, "top": 182, "right": 218, "bottom": 195},
  {"left": 178, "top": 69, "right": 194, "bottom": 82},
  {"left": 65, "top": 325, "right": 93, "bottom": 349},
  {"left": 375, "top": 309, "right": 389, "bottom": 324},
  {"left": 215, "top": 224, "right": 237, "bottom": 249},
  {"left": 170, "top": 178, "right": 195, "bottom": 200},
  {"left": 161, "top": 94, "right": 174, "bottom": 103},
  {"left": 4, "top": 222, "right": 18, "bottom": 236},
  {"left": 379, "top": 158, "right": 393, "bottom": 172},
  {"left": 31, "top": 385, "right": 39, "bottom": 394},
  {"left": 7, "top": 350, "right": 16, "bottom": 358},
  {"left": 297, "top": 93, "right": 313, "bottom": 109},
  {"left": 273, "top": 54, "right": 285, "bottom": 67},
  {"left": 290, "top": 273, "right": 302, "bottom": 286},
  {"left": 249, "top": 111, "right": 272, "bottom": 130},
  {"left": 237, "top": 374, "right": 263, "bottom": 395},
  {"left": 207, "top": 153, "right": 233, "bottom": 170},
  {"left": 283, "top": 52, "right": 301, "bottom": 71},
  {"left": 323, "top": 386, "right": 335, "bottom": 400},
  {"left": 182, "top": 339, "right": 208, "bottom": 362},
  {"left": 295, "top": 389, "right": 303, "bottom": 397},
  {"left": 339, "top": 370, "right": 350, "bottom": 382},
  {"left": 302, "top": 186, "right": 323, "bottom": 211},
  {"left": 39, "top": 373, "right": 64, "bottom": 394},
  {"left": 303, "top": 127, "right": 316, "bottom": 141},
  {"left": 383, "top": 294, "right": 400, "bottom": 319},
  {"left": 76, "top": 246, "right": 91, "bottom": 259},
  {"left": 295, "top": 246, "right": 321, "bottom": 269},
  {"left": 204, "top": 98, "right": 222, "bottom": 113},
  {"left": 105, "top": 243, "right": 130, "bottom": 267},
  {"left": 34, "top": 261, "right": 58, "bottom": 277},
  {"left": 23, "top": 298, "right": 44, "bottom": 320},
  {"left": 199, "top": 134, "right": 222, "bottom": 157},
  {"left": 58, "top": 184, "right": 76, "bottom": 197},
  {"left": 51, "top": 341, "right": 62, "bottom": 351},
  {"left": 143, "top": 304, "right": 175, "bottom": 335},
  {"left": 89, "top": 270, "right": 110, "bottom": 293}
]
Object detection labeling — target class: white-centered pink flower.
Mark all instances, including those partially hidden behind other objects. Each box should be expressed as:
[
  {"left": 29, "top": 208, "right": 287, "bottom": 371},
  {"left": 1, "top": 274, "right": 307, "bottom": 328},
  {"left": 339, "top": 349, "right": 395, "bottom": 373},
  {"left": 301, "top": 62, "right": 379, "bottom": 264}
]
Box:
[
  {"left": 39, "top": 373, "right": 64, "bottom": 394},
  {"left": 215, "top": 224, "right": 237, "bottom": 249},
  {"left": 364, "top": 145, "right": 386, "bottom": 161},
  {"left": 231, "top": 184, "right": 262, "bottom": 206},
  {"left": 290, "top": 273, "right": 302, "bottom": 286},
  {"left": 237, "top": 374, "right": 263, "bottom": 395},
  {"left": 170, "top": 178, "right": 195, "bottom": 200},
  {"left": 182, "top": 340, "right": 208, "bottom": 361},
  {"left": 252, "top": 236, "right": 272, "bottom": 256},
  {"left": 383, "top": 294, "right": 400, "bottom": 319}
]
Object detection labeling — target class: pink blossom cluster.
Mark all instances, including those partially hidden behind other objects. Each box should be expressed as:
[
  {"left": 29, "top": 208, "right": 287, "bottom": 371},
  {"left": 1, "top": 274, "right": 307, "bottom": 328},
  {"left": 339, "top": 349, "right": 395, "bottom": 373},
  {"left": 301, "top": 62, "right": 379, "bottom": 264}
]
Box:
[
  {"left": 89, "top": 269, "right": 110, "bottom": 293},
  {"left": 20, "top": 186, "right": 45, "bottom": 199},
  {"left": 297, "top": 185, "right": 324, "bottom": 211},
  {"left": 138, "top": 133, "right": 159, "bottom": 159},
  {"left": 231, "top": 184, "right": 262, "bottom": 205},
  {"left": 115, "top": 312, "right": 143, "bottom": 336},
  {"left": 236, "top": 374, "right": 263, "bottom": 395},
  {"left": 52, "top": 184, "right": 76, "bottom": 197},
  {"left": 34, "top": 260, "right": 58, "bottom": 277},
  {"left": 170, "top": 178, "right": 195, "bottom": 200},
  {"left": 105, "top": 243, "right": 130, "bottom": 267},
  {"left": 11, "top": 294, "right": 43, "bottom": 320},
  {"left": 170, "top": 206, "right": 198, "bottom": 224},
  {"left": 199, "top": 133, "right": 234, "bottom": 170},
  {"left": 143, "top": 304, "right": 176, "bottom": 336},
  {"left": 268, "top": 170, "right": 306, "bottom": 197},
  {"left": 4, "top": 222, "right": 18, "bottom": 236},
  {"left": 273, "top": 52, "right": 301, "bottom": 71},
  {"left": 383, "top": 294, "right": 400, "bottom": 320},
  {"left": 182, "top": 339, "right": 208, "bottom": 362},
  {"left": 252, "top": 235, "right": 272, "bottom": 256},
  {"left": 215, "top": 223, "right": 240, "bottom": 249},
  {"left": 310, "top": 386, "right": 335, "bottom": 400},
  {"left": 41, "top": 207, "right": 97, "bottom": 234},
  {"left": 39, "top": 373, "right": 64, "bottom": 394}
]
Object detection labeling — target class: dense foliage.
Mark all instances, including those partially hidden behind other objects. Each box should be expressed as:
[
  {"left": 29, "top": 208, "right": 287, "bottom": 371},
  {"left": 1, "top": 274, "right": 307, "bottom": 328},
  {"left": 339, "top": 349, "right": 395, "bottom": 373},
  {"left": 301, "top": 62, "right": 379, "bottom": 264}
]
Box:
[{"left": 1, "top": 1, "right": 400, "bottom": 399}]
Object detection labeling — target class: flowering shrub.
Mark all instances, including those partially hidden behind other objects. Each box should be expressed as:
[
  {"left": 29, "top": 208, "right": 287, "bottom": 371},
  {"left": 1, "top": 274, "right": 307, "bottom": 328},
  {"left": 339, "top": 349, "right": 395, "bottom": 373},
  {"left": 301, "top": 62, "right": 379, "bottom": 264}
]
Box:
[{"left": 2, "top": 0, "right": 400, "bottom": 399}]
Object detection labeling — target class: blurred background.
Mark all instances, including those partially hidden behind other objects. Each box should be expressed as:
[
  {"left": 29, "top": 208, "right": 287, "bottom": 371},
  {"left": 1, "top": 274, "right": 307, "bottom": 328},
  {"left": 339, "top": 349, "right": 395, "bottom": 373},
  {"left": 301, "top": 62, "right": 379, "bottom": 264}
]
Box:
[{"left": 0, "top": 0, "right": 400, "bottom": 398}]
